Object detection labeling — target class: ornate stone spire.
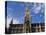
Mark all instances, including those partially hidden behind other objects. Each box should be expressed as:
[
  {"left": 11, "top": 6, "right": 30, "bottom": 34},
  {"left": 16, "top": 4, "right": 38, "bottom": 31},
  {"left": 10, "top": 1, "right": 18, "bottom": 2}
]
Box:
[
  {"left": 24, "top": 2, "right": 31, "bottom": 33},
  {"left": 10, "top": 18, "right": 13, "bottom": 24}
]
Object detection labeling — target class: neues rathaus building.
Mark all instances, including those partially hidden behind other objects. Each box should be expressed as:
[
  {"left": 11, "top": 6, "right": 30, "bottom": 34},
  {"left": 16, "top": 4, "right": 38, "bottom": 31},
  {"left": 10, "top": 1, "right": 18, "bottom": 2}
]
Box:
[{"left": 5, "top": 3, "right": 45, "bottom": 34}]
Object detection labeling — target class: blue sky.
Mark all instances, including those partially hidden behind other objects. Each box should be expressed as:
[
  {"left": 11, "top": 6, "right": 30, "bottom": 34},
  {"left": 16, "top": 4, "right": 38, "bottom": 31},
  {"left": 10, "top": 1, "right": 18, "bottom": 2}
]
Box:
[{"left": 6, "top": 1, "right": 45, "bottom": 24}]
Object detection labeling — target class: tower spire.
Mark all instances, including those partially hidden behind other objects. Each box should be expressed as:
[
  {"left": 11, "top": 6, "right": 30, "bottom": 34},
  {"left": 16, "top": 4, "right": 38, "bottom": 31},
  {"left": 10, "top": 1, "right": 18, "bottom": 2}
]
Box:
[
  {"left": 25, "top": 2, "right": 30, "bottom": 16},
  {"left": 24, "top": 2, "right": 31, "bottom": 33},
  {"left": 10, "top": 18, "right": 13, "bottom": 24}
]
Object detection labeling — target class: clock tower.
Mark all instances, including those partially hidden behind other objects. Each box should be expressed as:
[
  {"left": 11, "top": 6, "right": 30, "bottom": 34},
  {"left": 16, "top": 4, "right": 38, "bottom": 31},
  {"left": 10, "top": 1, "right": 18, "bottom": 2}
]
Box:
[{"left": 24, "top": 3, "right": 31, "bottom": 33}]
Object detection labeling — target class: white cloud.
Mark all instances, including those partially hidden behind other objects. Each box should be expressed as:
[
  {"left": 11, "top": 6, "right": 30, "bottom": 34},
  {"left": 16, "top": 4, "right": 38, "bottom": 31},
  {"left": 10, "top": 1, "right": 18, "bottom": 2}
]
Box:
[
  {"left": 31, "top": 3, "right": 37, "bottom": 9},
  {"left": 32, "top": 4, "right": 41, "bottom": 14},
  {"left": 13, "top": 19, "right": 20, "bottom": 24},
  {"left": 32, "top": 3, "right": 44, "bottom": 14},
  {"left": 7, "top": 16, "right": 12, "bottom": 28},
  {"left": 34, "top": 6, "right": 41, "bottom": 14},
  {"left": 41, "top": 6, "right": 44, "bottom": 13}
]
